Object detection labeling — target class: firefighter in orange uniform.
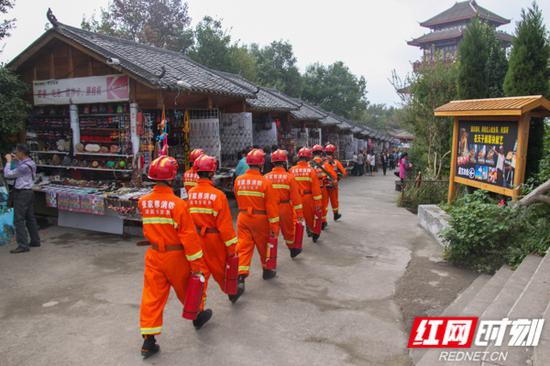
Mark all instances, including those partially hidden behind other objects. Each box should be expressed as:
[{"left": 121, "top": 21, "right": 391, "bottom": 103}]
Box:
[
  {"left": 290, "top": 147, "right": 323, "bottom": 242},
  {"left": 183, "top": 148, "right": 205, "bottom": 196},
  {"left": 324, "top": 143, "right": 347, "bottom": 221},
  {"left": 265, "top": 149, "right": 304, "bottom": 258},
  {"left": 234, "top": 148, "right": 280, "bottom": 286},
  {"left": 138, "top": 156, "right": 211, "bottom": 359},
  {"left": 187, "top": 155, "right": 242, "bottom": 303},
  {"left": 310, "top": 144, "right": 337, "bottom": 230}
]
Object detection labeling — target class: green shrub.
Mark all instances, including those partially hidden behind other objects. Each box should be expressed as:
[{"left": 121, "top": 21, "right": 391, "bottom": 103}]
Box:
[
  {"left": 397, "top": 180, "right": 449, "bottom": 212},
  {"left": 442, "top": 190, "right": 550, "bottom": 273}
]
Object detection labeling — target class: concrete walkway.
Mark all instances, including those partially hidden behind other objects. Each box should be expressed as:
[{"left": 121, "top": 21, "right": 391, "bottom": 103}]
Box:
[{"left": 0, "top": 174, "right": 459, "bottom": 366}]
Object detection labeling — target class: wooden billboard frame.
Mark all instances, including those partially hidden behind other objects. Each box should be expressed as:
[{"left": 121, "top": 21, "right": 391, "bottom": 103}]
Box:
[{"left": 434, "top": 96, "right": 550, "bottom": 204}]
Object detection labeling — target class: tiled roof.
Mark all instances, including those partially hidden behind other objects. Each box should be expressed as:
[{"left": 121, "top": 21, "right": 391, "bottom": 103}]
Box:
[
  {"left": 218, "top": 72, "right": 300, "bottom": 112},
  {"left": 420, "top": 1, "right": 509, "bottom": 28},
  {"left": 434, "top": 95, "right": 550, "bottom": 117},
  {"left": 11, "top": 22, "right": 256, "bottom": 98},
  {"left": 408, "top": 28, "right": 512, "bottom": 46},
  {"left": 289, "top": 99, "right": 327, "bottom": 121}
]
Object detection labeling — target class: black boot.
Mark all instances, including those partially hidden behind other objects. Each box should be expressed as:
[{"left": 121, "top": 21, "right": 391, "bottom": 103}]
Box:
[
  {"left": 228, "top": 275, "right": 246, "bottom": 303},
  {"left": 322, "top": 222, "right": 328, "bottom": 230},
  {"left": 290, "top": 248, "right": 302, "bottom": 258},
  {"left": 10, "top": 247, "right": 30, "bottom": 254},
  {"left": 193, "top": 309, "right": 213, "bottom": 330},
  {"left": 262, "top": 269, "right": 277, "bottom": 280},
  {"left": 141, "top": 335, "right": 160, "bottom": 359},
  {"left": 312, "top": 233, "right": 320, "bottom": 243},
  {"left": 334, "top": 212, "right": 342, "bottom": 221},
  {"left": 306, "top": 228, "right": 313, "bottom": 238}
]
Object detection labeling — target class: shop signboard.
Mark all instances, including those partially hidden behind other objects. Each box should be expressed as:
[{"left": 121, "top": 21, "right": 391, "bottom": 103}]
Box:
[
  {"left": 455, "top": 120, "right": 518, "bottom": 189},
  {"left": 33, "top": 74, "right": 129, "bottom": 105}
]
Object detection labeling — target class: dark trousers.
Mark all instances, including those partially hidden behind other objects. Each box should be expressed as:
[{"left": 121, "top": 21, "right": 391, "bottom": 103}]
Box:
[{"left": 13, "top": 189, "right": 40, "bottom": 249}]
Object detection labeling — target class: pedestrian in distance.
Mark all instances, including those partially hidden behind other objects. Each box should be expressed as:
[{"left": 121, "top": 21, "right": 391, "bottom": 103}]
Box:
[{"left": 3, "top": 143, "right": 40, "bottom": 254}]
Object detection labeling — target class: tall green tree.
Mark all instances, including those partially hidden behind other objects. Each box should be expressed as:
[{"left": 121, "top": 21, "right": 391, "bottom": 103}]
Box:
[
  {"left": 251, "top": 41, "right": 303, "bottom": 97},
  {"left": 0, "top": 0, "right": 15, "bottom": 41},
  {"left": 302, "top": 61, "right": 368, "bottom": 119},
  {"left": 504, "top": 2, "right": 550, "bottom": 181},
  {"left": 82, "top": 0, "right": 194, "bottom": 52},
  {"left": 457, "top": 18, "right": 507, "bottom": 99},
  {"left": 186, "top": 16, "right": 257, "bottom": 81},
  {"left": 394, "top": 62, "right": 459, "bottom": 179}
]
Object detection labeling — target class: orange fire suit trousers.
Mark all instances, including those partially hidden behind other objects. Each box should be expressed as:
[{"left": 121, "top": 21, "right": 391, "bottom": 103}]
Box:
[
  {"left": 140, "top": 248, "right": 206, "bottom": 335},
  {"left": 321, "top": 187, "right": 329, "bottom": 223},
  {"left": 279, "top": 203, "right": 297, "bottom": 248},
  {"left": 201, "top": 233, "right": 229, "bottom": 291},
  {"left": 236, "top": 213, "right": 270, "bottom": 276},
  {"left": 327, "top": 186, "right": 339, "bottom": 213},
  {"left": 301, "top": 194, "right": 318, "bottom": 232}
]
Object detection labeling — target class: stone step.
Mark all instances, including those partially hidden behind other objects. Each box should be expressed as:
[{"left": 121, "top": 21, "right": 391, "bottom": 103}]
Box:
[
  {"left": 533, "top": 300, "right": 550, "bottom": 366},
  {"left": 416, "top": 267, "right": 512, "bottom": 366},
  {"left": 449, "top": 255, "right": 543, "bottom": 366},
  {"left": 485, "top": 253, "right": 550, "bottom": 366},
  {"left": 442, "top": 274, "right": 491, "bottom": 316},
  {"left": 459, "top": 266, "right": 513, "bottom": 317},
  {"left": 409, "top": 274, "right": 491, "bottom": 364}
]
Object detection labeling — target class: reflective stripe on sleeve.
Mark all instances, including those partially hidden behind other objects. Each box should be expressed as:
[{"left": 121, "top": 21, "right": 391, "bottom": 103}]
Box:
[
  {"left": 272, "top": 184, "right": 290, "bottom": 190},
  {"left": 183, "top": 182, "right": 197, "bottom": 186},
  {"left": 186, "top": 250, "right": 204, "bottom": 261},
  {"left": 313, "top": 195, "right": 322, "bottom": 200},
  {"left": 268, "top": 217, "right": 280, "bottom": 223},
  {"left": 237, "top": 191, "right": 265, "bottom": 198},
  {"left": 189, "top": 207, "right": 219, "bottom": 216},
  {"left": 294, "top": 204, "right": 303, "bottom": 210},
  {"left": 295, "top": 177, "right": 312, "bottom": 182},
  {"left": 225, "top": 237, "right": 238, "bottom": 247},
  {"left": 142, "top": 217, "right": 176, "bottom": 225}
]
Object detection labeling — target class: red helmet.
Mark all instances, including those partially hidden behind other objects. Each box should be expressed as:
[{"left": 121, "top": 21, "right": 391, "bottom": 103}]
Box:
[
  {"left": 246, "top": 148, "right": 266, "bottom": 166},
  {"left": 312, "top": 144, "right": 323, "bottom": 153},
  {"left": 193, "top": 154, "right": 217, "bottom": 172},
  {"left": 325, "top": 144, "right": 337, "bottom": 154},
  {"left": 148, "top": 156, "right": 179, "bottom": 181},
  {"left": 271, "top": 149, "right": 288, "bottom": 163},
  {"left": 297, "top": 147, "right": 312, "bottom": 159},
  {"left": 189, "top": 148, "right": 205, "bottom": 163}
]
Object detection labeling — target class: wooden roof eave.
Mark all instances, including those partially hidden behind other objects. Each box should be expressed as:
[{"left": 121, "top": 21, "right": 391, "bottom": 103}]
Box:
[
  {"left": 8, "top": 30, "right": 163, "bottom": 91},
  {"left": 435, "top": 96, "right": 550, "bottom": 118}
]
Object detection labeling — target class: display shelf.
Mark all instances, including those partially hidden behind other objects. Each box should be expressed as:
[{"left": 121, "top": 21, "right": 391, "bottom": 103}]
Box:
[
  {"left": 79, "top": 113, "right": 128, "bottom": 117},
  {"left": 31, "top": 151, "right": 70, "bottom": 155},
  {"left": 75, "top": 152, "right": 132, "bottom": 157},
  {"left": 79, "top": 140, "right": 120, "bottom": 144},
  {"left": 37, "top": 164, "right": 132, "bottom": 173},
  {"left": 79, "top": 127, "right": 120, "bottom": 131}
]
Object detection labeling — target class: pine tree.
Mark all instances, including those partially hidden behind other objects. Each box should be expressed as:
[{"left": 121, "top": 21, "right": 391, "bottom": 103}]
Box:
[
  {"left": 504, "top": 2, "right": 550, "bottom": 181},
  {"left": 457, "top": 18, "right": 489, "bottom": 99},
  {"left": 485, "top": 30, "right": 508, "bottom": 98}
]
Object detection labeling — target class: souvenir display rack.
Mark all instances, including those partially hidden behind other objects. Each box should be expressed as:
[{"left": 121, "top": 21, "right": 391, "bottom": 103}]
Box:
[{"left": 28, "top": 106, "right": 72, "bottom": 160}]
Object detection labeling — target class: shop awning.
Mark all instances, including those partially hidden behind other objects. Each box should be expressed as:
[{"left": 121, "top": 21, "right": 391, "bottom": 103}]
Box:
[{"left": 434, "top": 95, "right": 550, "bottom": 117}]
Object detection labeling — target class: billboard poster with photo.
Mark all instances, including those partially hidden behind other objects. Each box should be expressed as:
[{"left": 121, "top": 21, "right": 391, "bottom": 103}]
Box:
[{"left": 456, "top": 120, "right": 518, "bottom": 189}]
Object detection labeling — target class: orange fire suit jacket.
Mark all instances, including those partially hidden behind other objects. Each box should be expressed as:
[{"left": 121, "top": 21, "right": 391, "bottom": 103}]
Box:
[
  {"left": 265, "top": 166, "right": 304, "bottom": 248},
  {"left": 188, "top": 178, "right": 238, "bottom": 289},
  {"left": 328, "top": 157, "right": 347, "bottom": 180},
  {"left": 289, "top": 161, "right": 322, "bottom": 231}
]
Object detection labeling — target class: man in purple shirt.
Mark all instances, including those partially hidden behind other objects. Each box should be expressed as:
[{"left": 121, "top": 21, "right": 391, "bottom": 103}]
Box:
[{"left": 3, "top": 144, "right": 40, "bottom": 253}]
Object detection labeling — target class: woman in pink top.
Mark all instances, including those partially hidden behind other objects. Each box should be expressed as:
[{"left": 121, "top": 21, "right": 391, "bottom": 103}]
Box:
[{"left": 399, "top": 152, "right": 412, "bottom": 182}]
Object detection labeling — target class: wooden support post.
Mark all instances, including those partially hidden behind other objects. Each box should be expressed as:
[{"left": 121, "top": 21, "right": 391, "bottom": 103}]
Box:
[
  {"left": 49, "top": 52, "right": 55, "bottom": 79},
  {"left": 87, "top": 58, "right": 93, "bottom": 76},
  {"left": 513, "top": 114, "right": 530, "bottom": 200},
  {"left": 447, "top": 117, "right": 459, "bottom": 204},
  {"left": 67, "top": 47, "right": 74, "bottom": 78}
]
